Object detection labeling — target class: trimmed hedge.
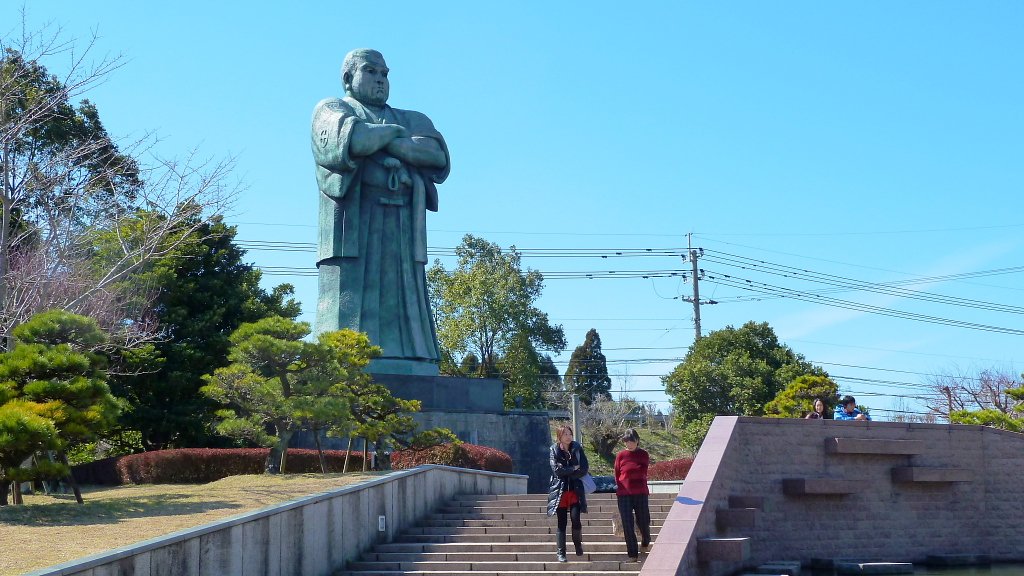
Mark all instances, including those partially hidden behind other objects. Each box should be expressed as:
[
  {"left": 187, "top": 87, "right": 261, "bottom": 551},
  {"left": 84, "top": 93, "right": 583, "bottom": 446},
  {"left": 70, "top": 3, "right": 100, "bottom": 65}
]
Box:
[
  {"left": 648, "top": 457, "right": 693, "bottom": 481},
  {"left": 71, "top": 443, "right": 514, "bottom": 485},
  {"left": 71, "top": 448, "right": 367, "bottom": 485},
  {"left": 391, "top": 443, "right": 513, "bottom": 474}
]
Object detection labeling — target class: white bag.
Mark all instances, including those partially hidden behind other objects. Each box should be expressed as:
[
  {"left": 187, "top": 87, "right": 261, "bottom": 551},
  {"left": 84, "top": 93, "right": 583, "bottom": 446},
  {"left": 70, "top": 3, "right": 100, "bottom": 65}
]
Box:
[{"left": 581, "top": 473, "right": 597, "bottom": 494}]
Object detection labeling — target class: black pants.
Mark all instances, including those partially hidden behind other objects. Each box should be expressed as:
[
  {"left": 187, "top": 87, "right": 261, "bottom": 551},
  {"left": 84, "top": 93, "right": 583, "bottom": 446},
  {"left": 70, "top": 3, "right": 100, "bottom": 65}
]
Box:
[
  {"left": 556, "top": 503, "right": 583, "bottom": 554},
  {"left": 556, "top": 503, "right": 582, "bottom": 532},
  {"left": 617, "top": 494, "right": 651, "bottom": 558}
]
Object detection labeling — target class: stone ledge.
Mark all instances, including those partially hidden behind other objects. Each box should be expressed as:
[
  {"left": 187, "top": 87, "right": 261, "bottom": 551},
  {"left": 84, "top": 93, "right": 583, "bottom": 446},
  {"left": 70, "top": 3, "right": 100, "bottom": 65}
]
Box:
[
  {"left": 782, "top": 478, "right": 860, "bottom": 495},
  {"left": 924, "top": 554, "right": 991, "bottom": 566},
  {"left": 825, "top": 438, "right": 924, "bottom": 455},
  {"left": 697, "top": 537, "right": 750, "bottom": 562},
  {"left": 891, "top": 466, "right": 973, "bottom": 483},
  {"left": 835, "top": 562, "right": 914, "bottom": 575},
  {"left": 716, "top": 507, "right": 758, "bottom": 530},
  {"left": 728, "top": 495, "right": 765, "bottom": 510},
  {"left": 751, "top": 560, "right": 802, "bottom": 575}
]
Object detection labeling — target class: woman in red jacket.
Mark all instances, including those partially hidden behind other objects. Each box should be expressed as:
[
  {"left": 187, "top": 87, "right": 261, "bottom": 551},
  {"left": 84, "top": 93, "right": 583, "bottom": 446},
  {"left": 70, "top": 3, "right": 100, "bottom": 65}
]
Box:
[{"left": 614, "top": 428, "right": 651, "bottom": 562}]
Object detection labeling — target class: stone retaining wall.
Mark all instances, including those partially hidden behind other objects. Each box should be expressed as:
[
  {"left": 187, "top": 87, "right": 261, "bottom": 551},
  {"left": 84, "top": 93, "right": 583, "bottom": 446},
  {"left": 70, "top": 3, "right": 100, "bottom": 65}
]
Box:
[
  {"left": 643, "top": 417, "right": 1024, "bottom": 576},
  {"left": 29, "top": 465, "right": 527, "bottom": 576}
]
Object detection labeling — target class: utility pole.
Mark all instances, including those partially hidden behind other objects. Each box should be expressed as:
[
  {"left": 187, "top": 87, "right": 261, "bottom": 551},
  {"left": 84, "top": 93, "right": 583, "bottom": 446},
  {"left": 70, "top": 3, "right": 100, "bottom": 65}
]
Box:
[
  {"left": 681, "top": 233, "right": 715, "bottom": 342},
  {"left": 689, "top": 246, "right": 702, "bottom": 341},
  {"left": 571, "top": 394, "right": 580, "bottom": 443}
]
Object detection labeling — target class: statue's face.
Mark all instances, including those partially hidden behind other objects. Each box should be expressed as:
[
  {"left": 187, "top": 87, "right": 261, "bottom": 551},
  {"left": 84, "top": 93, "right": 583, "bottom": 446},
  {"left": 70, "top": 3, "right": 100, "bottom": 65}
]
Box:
[{"left": 348, "top": 57, "right": 390, "bottom": 107}]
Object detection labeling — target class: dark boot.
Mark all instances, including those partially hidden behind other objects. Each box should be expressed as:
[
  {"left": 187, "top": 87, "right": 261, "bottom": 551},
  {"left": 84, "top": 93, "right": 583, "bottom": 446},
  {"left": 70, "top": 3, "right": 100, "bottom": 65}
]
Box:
[
  {"left": 572, "top": 528, "right": 584, "bottom": 556},
  {"left": 556, "top": 531, "right": 567, "bottom": 562}
]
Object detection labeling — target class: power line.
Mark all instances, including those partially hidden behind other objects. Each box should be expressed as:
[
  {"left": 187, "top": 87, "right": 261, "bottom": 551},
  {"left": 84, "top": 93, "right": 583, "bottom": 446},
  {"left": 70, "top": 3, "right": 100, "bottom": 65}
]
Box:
[
  {"left": 702, "top": 249, "right": 1024, "bottom": 314},
  {"left": 701, "top": 270, "right": 1024, "bottom": 336}
]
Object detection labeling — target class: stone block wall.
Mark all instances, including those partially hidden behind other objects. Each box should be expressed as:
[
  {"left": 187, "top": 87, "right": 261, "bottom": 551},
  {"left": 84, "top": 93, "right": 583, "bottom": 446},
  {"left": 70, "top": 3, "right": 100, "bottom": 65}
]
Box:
[
  {"left": 410, "top": 410, "right": 552, "bottom": 493},
  {"left": 643, "top": 417, "right": 1024, "bottom": 576}
]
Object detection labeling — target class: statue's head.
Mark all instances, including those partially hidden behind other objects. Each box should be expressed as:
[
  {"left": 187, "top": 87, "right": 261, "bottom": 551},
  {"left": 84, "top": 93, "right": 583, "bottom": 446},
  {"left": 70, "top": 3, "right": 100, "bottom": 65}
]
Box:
[{"left": 342, "top": 49, "right": 389, "bottom": 107}]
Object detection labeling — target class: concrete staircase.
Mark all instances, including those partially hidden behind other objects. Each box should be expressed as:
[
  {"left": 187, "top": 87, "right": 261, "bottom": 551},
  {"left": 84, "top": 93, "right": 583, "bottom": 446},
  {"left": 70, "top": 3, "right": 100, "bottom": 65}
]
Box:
[{"left": 339, "top": 492, "right": 676, "bottom": 576}]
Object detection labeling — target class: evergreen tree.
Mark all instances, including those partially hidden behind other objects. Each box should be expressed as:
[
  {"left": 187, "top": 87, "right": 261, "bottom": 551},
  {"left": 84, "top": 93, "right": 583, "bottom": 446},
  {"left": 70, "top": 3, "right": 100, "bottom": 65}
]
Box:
[
  {"left": 202, "top": 318, "right": 416, "bottom": 475},
  {"left": 0, "top": 310, "right": 119, "bottom": 504},
  {"left": 427, "top": 234, "right": 565, "bottom": 377},
  {"left": 0, "top": 400, "right": 59, "bottom": 506},
  {"left": 563, "top": 328, "right": 612, "bottom": 405},
  {"left": 105, "top": 215, "right": 299, "bottom": 450},
  {"left": 201, "top": 316, "right": 318, "bottom": 473},
  {"left": 664, "top": 321, "right": 825, "bottom": 447},
  {"left": 459, "top": 353, "right": 481, "bottom": 377},
  {"left": 763, "top": 375, "right": 839, "bottom": 418},
  {"left": 498, "top": 332, "right": 545, "bottom": 409}
]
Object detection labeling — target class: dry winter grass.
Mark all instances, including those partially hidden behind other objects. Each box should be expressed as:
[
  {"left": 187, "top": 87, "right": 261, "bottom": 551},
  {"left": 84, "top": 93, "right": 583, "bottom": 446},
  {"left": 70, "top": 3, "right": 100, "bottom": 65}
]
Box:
[{"left": 0, "top": 472, "right": 381, "bottom": 576}]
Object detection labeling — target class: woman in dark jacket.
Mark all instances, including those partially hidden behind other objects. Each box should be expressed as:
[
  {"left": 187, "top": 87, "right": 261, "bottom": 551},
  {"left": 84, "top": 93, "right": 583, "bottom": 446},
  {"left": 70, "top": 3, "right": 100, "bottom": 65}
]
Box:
[{"left": 546, "top": 424, "right": 589, "bottom": 562}]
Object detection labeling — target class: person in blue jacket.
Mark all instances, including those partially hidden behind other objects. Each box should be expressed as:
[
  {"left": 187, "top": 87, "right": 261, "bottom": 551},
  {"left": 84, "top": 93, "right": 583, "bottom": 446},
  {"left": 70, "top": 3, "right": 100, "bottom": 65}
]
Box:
[{"left": 835, "top": 395, "right": 871, "bottom": 421}]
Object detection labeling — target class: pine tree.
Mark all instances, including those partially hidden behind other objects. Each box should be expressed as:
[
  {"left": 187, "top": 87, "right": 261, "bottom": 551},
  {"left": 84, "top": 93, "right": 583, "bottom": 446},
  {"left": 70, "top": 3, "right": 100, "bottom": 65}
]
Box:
[
  {"left": 0, "top": 310, "right": 119, "bottom": 504},
  {"left": 563, "top": 329, "right": 612, "bottom": 405}
]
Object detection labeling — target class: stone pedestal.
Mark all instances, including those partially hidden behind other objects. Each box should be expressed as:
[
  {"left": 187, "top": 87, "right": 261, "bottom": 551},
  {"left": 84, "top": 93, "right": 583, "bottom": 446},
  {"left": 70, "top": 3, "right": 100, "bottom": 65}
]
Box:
[{"left": 292, "top": 374, "right": 551, "bottom": 493}]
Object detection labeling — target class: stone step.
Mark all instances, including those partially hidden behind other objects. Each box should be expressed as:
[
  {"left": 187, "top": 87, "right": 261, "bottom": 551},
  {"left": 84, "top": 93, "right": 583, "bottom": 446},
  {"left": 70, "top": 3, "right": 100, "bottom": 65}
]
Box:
[
  {"left": 439, "top": 504, "right": 675, "bottom": 513},
  {"left": 425, "top": 517, "right": 662, "bottom": 528},
  {"left": 395, "top": 532, "right": 648, "bottom": 544},
  {"left": 826, "top": 438, "right": 923, "bottom": 455},
  {"left": 717, "top": 507, "right": 758, "bottom": 530},
  {"left": 752, "top": 561, "right": 801, "bottom": 575},
  {"left": 347, "top": 560, "right": 638, "bottom": 572},
  {"left": 696, "top": 537, "right": 750, "bottom": 563},
  {"left": 403, "top": 525, "right": 661, "bottom": 536},
  {"left": 450, "top": 493, "right": 675, "bottom": 501},
  {"left": 923, "top": 554, "right": 991, "bottom": 567},
  {"left": 339, "top": 565, "right": 634, "bottom": 569},
  {"left": 891, "top": 466, "right": 973, "bottom": 483},
  {"left": 728, "top": 495, "right": 765, "bottom": 510},
  {"left": 363, "top": 551, "right": 647, "bottom": 562},
  {"left": 345, "top": 493, "right": 666, "bottom": 576},
  {"left": 372, "top": 542, "right": 646, "bottom": 554},
  {"left": 426, "top": 511, "right": 670, "bottom": 522},
  {"left": 834, "top": 562, "right": 914, "bottom": 575},
  {"left": 782, "top": 478, "right": 860, "bottom": 495}
]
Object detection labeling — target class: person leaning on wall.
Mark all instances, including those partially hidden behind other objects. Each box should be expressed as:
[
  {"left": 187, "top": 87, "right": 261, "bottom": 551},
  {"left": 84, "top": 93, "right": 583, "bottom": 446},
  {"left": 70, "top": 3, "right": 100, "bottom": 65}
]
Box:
[
  {"left": 546, "top": 424, "right": 590, "bottom": 563},
  {"left": 834, "top": 395, "right": 871, "bottom": 421},
  {"left": 614, "top": 428, "right": 651, "bottom": 562},
  {"left": 805, "top": 398, "right": 829, "bottom": 419}
]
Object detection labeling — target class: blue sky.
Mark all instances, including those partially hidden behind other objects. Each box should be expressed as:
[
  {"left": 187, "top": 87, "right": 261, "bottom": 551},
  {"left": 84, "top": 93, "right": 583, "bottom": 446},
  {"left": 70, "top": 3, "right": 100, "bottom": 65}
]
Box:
[{"left": 10, "top": 1, "right": 1024, "bottom": 418}]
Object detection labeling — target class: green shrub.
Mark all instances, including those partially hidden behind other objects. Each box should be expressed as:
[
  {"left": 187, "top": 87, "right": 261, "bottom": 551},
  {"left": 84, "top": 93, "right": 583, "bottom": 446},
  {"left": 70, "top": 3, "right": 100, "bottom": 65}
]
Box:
[
  {"left": 391, "top": 442, "right": 513, "bottom": 473},
  {"left": 648, "top": 457, "right": 693, "bottom": 480},
  {"left": 72, "top": 448, "right": 367, "bottom": 484}
]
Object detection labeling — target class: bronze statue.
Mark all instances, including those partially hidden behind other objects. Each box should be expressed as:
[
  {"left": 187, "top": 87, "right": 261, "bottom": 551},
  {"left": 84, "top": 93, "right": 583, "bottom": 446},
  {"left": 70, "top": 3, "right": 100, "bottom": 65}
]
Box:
[{"left": 311, "top": 49, "right": 449, "bottom": 375}]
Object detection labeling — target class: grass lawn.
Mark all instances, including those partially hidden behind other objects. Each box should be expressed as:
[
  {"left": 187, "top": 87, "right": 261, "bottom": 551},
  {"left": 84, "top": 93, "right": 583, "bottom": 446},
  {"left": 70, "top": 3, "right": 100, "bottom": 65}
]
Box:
[{"left": 0, "top": 472, "right": 382, "bottom": 576}]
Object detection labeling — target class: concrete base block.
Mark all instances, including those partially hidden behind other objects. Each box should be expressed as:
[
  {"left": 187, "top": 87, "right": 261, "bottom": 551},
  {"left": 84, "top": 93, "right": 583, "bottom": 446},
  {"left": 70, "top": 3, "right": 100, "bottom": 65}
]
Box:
[
  {"left": 697, "top": 537, "right": 750, "bottom": 562},
  {"left": 835, "top": 562, "right": 914, "bottom": 575}
]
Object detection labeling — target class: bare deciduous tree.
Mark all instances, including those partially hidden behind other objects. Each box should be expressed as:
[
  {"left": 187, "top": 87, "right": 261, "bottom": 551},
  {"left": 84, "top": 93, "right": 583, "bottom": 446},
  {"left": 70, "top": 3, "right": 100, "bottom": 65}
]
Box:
[
  {"left": 578, "top": 396, "right": 638, "bottom": 460},
  {"left": 1, "top": 16, "right": 237, "bottom": 350},
  {"left": 925, "top": 367, "right": 1022, "bottom": 422}
]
